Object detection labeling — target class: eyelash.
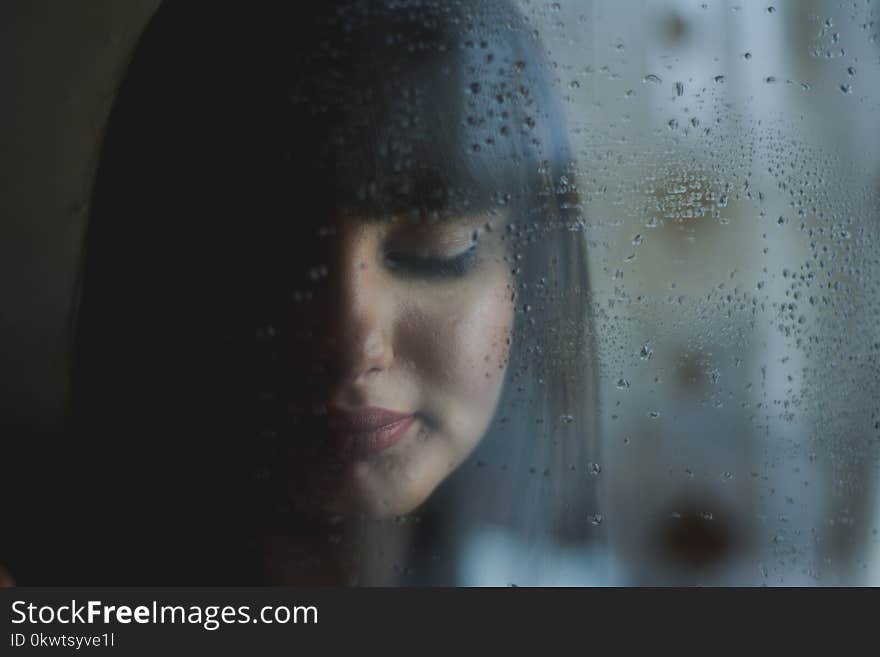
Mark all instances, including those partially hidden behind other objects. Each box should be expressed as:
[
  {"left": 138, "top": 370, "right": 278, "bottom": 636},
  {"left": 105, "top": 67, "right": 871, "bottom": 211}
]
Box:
[{"left": 383, "top": 244, "right": 479, "bottom": 279}]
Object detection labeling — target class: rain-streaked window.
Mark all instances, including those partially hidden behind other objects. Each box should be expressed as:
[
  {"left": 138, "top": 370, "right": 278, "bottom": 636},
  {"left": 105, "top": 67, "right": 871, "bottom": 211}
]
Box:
[{"left": 1, "top": 0, "right": 878, "bottom": 586}]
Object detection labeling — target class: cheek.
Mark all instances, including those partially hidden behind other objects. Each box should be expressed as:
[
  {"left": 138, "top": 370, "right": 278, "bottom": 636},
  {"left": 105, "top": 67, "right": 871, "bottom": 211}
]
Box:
[
  {"left": 447, "top": 281, "right": 514, "bottom": 401},
  {"left": 399, "top": 266, "right": 515, "bottom": 420}
]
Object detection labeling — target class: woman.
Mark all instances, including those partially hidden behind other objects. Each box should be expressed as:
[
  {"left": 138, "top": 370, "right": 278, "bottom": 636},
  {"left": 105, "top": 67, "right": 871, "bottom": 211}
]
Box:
[{"left": 61, "top": 0, "right": 599, "bottom": 585}]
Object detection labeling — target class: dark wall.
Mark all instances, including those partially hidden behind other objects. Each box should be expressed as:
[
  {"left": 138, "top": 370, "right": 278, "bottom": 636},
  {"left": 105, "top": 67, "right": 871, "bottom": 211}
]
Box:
[{"left": 1, "top": 1, "right": 158, "bottom": 435}]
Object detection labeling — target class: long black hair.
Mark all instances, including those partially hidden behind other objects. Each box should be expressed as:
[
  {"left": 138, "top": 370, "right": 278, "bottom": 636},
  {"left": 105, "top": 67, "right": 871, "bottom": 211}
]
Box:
[{"left": 69, "top": 0, "right": 599, "bottom": 584}]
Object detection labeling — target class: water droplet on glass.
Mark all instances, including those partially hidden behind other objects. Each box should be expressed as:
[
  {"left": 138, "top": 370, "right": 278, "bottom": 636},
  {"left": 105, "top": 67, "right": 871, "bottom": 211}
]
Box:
[
  {"left": 847, "top": 66, "right": 856, "bottom": 76},
  {"left": 766, "top": 6, "right": 775, "bottom": 14},
  {"left": 309, "top": 264, "right": 329, "bottom": 280},
  {"left": 640, "top": 342, "right": 653, "bottom": 360},
  {"left": 674, "top": 81, "right": 684, "bottom": 96},
  {"left": 713, "top": 75, "right": 725, "bottom": 83},
  {"left": 256, "top": 324, "right": 276, "bottom": 340},
  {"left": 588, "top": 513, "right": 604, "bottom": 526},
  {"left": 743, "top": 52, "right": 752, "bottom": 60},
  {"left": 589, "top": 462, "right": 602, "bottom": 476},
  {"left": 840, "top": 83, "right": 852, "bottom": 94},
  {"left": 616, "top": 378, "right": 630, "bottom": 389},
  {"left": 764, "top": 76, "right": 777, "bottom": 84},
  {"left": 643, "top": 73, "right": 662, "bottom": 85}
]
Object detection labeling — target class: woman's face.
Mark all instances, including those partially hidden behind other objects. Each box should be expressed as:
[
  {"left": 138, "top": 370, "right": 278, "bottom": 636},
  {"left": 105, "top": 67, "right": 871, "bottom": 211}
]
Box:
[{"left": 282, "top": 210, "right": 516, "bottom": 518}]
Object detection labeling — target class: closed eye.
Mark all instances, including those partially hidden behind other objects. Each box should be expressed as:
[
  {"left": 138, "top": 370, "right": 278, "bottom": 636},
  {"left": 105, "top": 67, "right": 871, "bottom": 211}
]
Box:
[{"left": 383, "top": 244, "right": 478, "bottom": 279}]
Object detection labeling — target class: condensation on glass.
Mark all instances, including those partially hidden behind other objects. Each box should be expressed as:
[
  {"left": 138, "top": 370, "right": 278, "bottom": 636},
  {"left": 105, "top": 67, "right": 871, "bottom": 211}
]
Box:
[
  {"left": 3, "top": 0, "right": 879, "bottom": 587},
  {"left": 533, "top": 0, "right": 880, "bottom": 586}
]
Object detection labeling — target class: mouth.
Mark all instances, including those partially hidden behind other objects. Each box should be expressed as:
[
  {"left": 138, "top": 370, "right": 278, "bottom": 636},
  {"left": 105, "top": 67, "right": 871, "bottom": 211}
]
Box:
[{"left": 323, "top": 407, "right": 417, "bottom": 459}]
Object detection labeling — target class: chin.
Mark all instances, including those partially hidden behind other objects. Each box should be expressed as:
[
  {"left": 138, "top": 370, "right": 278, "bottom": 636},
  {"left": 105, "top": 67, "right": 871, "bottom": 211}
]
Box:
[
  {"left": 319, "top": 491, "right": 424, "bottom": 520},
  {"left": 344, "top": 465, "right": 438, "bottom": 519},
  {"left": 363, "top": 493, "right": 428, "bottom": 519}
]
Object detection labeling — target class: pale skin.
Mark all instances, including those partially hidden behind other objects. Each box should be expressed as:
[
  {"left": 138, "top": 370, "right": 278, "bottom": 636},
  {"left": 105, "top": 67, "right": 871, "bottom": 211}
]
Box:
[{"left": 269, "top": 210, "right": 516, "bottom": 583}]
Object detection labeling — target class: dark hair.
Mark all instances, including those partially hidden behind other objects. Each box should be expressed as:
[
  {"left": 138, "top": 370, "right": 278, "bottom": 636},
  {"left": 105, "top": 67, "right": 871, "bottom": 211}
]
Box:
[{"left": 70, "top": 0, "right": 598, "bottom": 583}]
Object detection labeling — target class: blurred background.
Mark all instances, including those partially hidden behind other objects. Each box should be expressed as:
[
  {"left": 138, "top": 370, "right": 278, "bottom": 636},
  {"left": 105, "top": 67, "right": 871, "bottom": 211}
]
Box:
[{"left": 2, "top": 0, "right": 878, "bottom": 585}]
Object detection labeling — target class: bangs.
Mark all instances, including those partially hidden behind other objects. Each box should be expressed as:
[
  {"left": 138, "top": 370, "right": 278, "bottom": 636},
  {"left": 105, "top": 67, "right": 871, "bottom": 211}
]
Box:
[{"left": 180, "top": 2, "right": 569, "bottom": 225}]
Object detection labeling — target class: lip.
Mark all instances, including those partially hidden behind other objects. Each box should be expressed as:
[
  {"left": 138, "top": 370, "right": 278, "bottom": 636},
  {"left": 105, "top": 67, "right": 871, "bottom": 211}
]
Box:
[{"left": 324, "top": 407, "right": 416, "bottom": 459}]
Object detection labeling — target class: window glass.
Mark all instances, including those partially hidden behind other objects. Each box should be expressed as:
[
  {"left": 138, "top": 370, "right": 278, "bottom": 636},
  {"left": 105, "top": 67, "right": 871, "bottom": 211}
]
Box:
[{"left": 1, "top": 0, "right": 878, "bottom": 586}]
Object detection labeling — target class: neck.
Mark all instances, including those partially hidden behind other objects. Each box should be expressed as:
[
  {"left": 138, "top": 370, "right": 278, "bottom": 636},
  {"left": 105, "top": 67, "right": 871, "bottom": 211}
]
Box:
[{"left": 261, "top": 510, "right": 415, "bottom": 585}]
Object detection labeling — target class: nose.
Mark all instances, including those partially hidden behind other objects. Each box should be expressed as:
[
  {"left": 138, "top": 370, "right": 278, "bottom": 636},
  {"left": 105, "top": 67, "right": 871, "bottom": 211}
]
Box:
[{"left": 317, "top": 224, "right": 395, "bottom": 392}]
